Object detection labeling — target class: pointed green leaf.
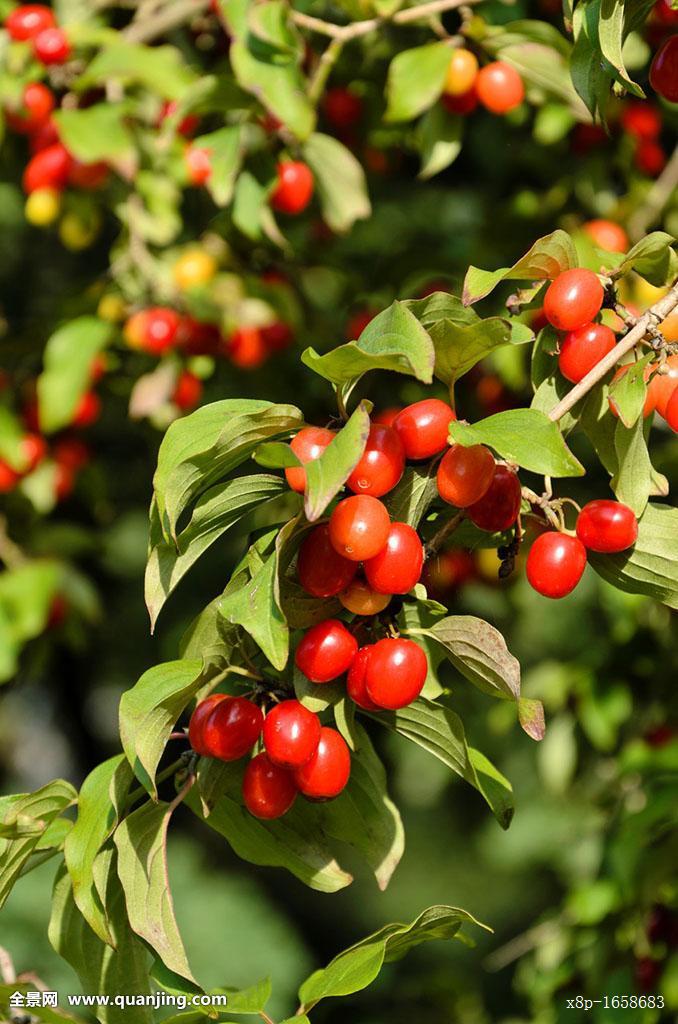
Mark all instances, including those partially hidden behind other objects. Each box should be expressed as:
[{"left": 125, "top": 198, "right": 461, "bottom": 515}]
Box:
[
  {"left": 303, "top": 402, "right": 371, "bottom": 521},
  {"left": 449, "top": 409, "right": 584, "bottom": 477},
  {"left": 37, "top": 317, "right": 114, "bottom": 434},
  {"left": 463, "top": 230, "right": 578, "bottom": 305},
  {"left": 302, "top": 133, "right": 371, "bottom": 234},
  {"left": 385, "top": 42, "right": 452, "bottom": 122}
]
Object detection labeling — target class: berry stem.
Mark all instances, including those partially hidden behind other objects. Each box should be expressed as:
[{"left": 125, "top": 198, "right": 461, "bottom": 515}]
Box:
[
  {"left": 167, "top": 770, "right": 196, "bottom": 816},
  {"left": 424, "top": 509, "right": 465, "bottom": 558}
]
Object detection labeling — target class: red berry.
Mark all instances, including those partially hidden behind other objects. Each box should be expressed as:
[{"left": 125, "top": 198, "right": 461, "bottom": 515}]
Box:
[
  {"left": 72, "top": 391, "right": 100, "bottom": 428},
  {"left": 634, "top": 957, "right": 663, "bottom": 993},
  {"left": 201, "top": 696, "right": 264, "bottom": 761},
  {"left": 558, "top": 322, "right": 617, "bottom": 383},
  {"left": 654, "top": 0, "right": 678, "bottom": 24},
  {"left": 346, "top": 423, "right": 405, "bottom": 497},
  {"left": 635, "top": 139, "right": 666, "bottom": 176},
  {"left": 436, "top": 444, "right": 495, "bottom": 507},
  {"left": 22, "top": 142, "right": 72, "bottom": 193},
  {"left": 185, "top": 145, "right": 212, "bottom": 185},
  {"left": 29, "top": 117, "right": 59, "bottom": 153},
  {"left": 294, "top": 727, "right": 351, "bottom": 799},
  {"left": 260, "top": 321, "right": 293, "bottom": 352},
  {"left": 664, "top": 385, "right": 678, "bottom": 431},
  {"left": 6, "top": 5, "right": 55, "bottom": 40},
  {"left": 648, "top": 353, "right": 678, "bottom": 416},
  {"left": 0, "top": 461, "right": 20, "bottom": 493},
  {"left": 467, "top": 464, "right": 521, "bottom": 532},
  {"left": 346, "top": 308, "right": 375, "bottom": 339},
  {"left": 160, "top": 100, "right": 200, "bottom": 138},
  {"left": 394, "top": 399, "right": 456, "bottom": 460},
  {"left": 172, "top": 370, "right": 202, "bottom": 411},
  {"left": 242, "top": 752, "right": 297, "bottom": 819},
  {"left": 363, "top": 522, "right": 424, "bottom": 595},
  {"left": 294, "top": 619, "right": 358, "bottom": 683},
  {"left": 297, "top": 523, "right": 357, "bottom": 597},
  {"left": 526, "top": 532, "right": 587, "bottom": 599},
  {"left": 372, "top": 406, "right": 401, "bottom": 427},
  {"left": 68, "top": 160, "right": 109, "bottom": 190},
  {"left": 442, "top": 87, "right": 479, "bottom": 115},
  {"left": 33, "top": 26, "right": 70, "bottom": 64},
  {"left": 143, "top": 307, "right": 181, "bottom": 355},
  {"left": 5, "top": 82, "right": 54, "bottom": 134},
  {"left": 328, "top": 495, "right": 391, "bottom": 561},
  {"left": 365, "top": 637, "right": 427, "bottom": 710},
  {"left": 543, "top": 269, "right": 604, "bottom": 331},
  {"left": 576, "top": 499, "right": 638, "bottom": 553},
  {"left": 620, "top": 102, "right": 662, "bottom": 140},
  {"left": 188, "top": 693, "right": 226, "bottom": 755},
  {"left": 582, "top": 220, "right": 629, "bottom": 253},
  {"left": 53, "top": 436, "right": 89, "bottom": 470},
  {"left": 323, "top": 87, "right": 362, "bottom": 129},
  {"left": 20, "top": 432, "right": 47, "bottom": 473},
  {"left": 285, "top": 426, "right": 334, "bottom": 494},
  {"left": 54, "top": 462, "right": 75, "bottom": 501},
  {"left": 650, "top": 36, "right": 678, "bottom": 103},
  {"left": 339, "top": 578, "right": 391, "bottom": 615},
  {"left": 271, "top": 161, "right": 314, "bottom": 215},
  {"left": 475, "top": 62, "right": 524, "bottom": 114},
  {"left": 262, "top": 699, "right": 321, "bottom": 769},
  {"left": 346, "top": 646, "right": 381, "bottom": 710},
  {"left": 227, "top": 327, "right": 267, "bottom": 368}
]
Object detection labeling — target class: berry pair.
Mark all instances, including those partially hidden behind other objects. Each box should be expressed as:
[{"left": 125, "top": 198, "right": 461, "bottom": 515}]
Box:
[
  {"left": 6, "top": 5, "right": 70, "bottom": 65},
  {"left": 443, "top": 57, "right": 524, "bottom": 116}
]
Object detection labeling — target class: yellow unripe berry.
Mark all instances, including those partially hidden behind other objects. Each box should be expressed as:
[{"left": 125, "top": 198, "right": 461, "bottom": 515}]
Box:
[
  {"left": 444, "top": 49, "right": 479, "bottom": 97},
  {"left": 59, "top": 213, "right": 100, "bottom": 251},
  {"left": 25, "top": 188, "right": 61, "bottom": 227},
  {"left": 97, "top": 293, "right": 127, "bottom": 323},
  {"left": 660, "top": 311, "right": 678, "bottom": 343},
  {"left": 338, "top": 578, "right": 391, "bottom": 615},
  {"left": 172, "top": 248, "right": 217, "bottom": 290}
]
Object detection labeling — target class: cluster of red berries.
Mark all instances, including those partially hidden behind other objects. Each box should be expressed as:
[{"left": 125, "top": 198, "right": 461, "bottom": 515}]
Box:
[
  {"left": 6, "top": 4, "right": 70, "bottom": 65},
  {"left": 189, "top": 693, "right": 350, "bottom": 819},
  {"left": 0, "top": 427, "right": 91, "bottom": 501},
  {"left": 442, "top": 54, "right": 525, "bottom": 117}
]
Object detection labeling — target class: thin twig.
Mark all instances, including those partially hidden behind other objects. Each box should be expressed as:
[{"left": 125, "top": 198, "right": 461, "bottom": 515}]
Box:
[
  {"left": 167, "top": 770, "right": 196, "bottom": 816},
  {"left": 425, "top": 510, "right": 465, "bottom": 557},
  {"left": 123, "top": 0, "right": 211, "bottom": 43},
  {"left": 291, "top": 0, "right": 478, "bottom": 41},
  {"left": 627, "top": 144, "right": 678, "bottom": 243}
]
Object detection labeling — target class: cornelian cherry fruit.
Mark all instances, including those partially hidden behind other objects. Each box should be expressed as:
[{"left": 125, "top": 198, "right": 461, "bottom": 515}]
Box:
[
  {"left": 339, "top": 578, "right": 391, "bottom": 615},
  {"left": 6, "top": 5, "right": 55, "bottom": 40},
  {"left": 328, "top": 495, "right": 391, "bottom": 561},
  {"left": 323, "top": 87, "right": 363, "bottom": 129},
  {"left": 263, "top": 699, "right": 321, "bottom": 769},
  {"left": 526, "top": 532, "right": 587, "bottom": 599},
  {"left": 0, "top": 462, "right": 20, "bottom": 493},
  {"left": 576, "top": 500, "right": 638, "bottom": 553},
  {"left": 583, "top": 220, "right": 629, "bottom": 253},
  {"left": 346, "top": 646, "right": 381, "bottom": 710},
  {"left": 475, "top": 62, "right": 525, "bottom": 114},
  {"left": 201, "top": 696, "right": 264, "bottom": 761},
  {"left": 650, "top": 36, "right": 678, "bottom": 103},
  {"left": 227, "top": 327, "right": 267, "bottom": 369},
  {"left": 294, "top": 727, "right": 351, "bottom": 799},
  {"left": 543, "top": 269, "right": 604, "bottom": 331},
  {"left": 442, "top": 88, "right": 478, "bottom": 115},
  {"left": 444, "top": 49, "right": 479, "bottom": 96},
  {"left": 72, "top": 391, "right": 100, "bottom": 428},
  {"left": 635, "top": 140, "right": 666, "bottom": 177},
  {"left": 297, "top": 524, "right": 358, "bottom": 597},
  {"left": 558, "top": 322, "right": 616, "bottom": 383},
  {"left": 271, "top": 161, "right": 314, "bottom": 215},
  {"left": 363, "top": 522, "right": 424, "bottom": 595},
  {"left": 188, "top": 693, "right": 225, "bottom": 755},
  {"left": 34, "top": 26, "right": 70, "bottom": 64},
  {"left": 346, "top": 423, "right": 405, "bottom": 497},
  {"left": 6, "top": 83, "right": 54, "bottom": 134},
  {"left": 23, "top": 142, "right": 72, "bottom": 193},
  {"left": 437, "top": 444, "right": 495, "bottom": 507},
  {"left": 467, "top": 464, "right": 521, "bottom": 532},
  {"left": 172, "top": 370, "right": 202, "bottom": 411},
  {"left": 372, "top": 407, "right": 401, "bottom": 427},
  {"left": 242, "top": 752, "right": 297, "bottom": 819},
  {"left": 295, "top": 619, "right": 358, "bottom": 683},
  {"left": 665, "top": 386, "right": 678, "bottom": 432},
  {"left": 20, "top": 433, "right": 47, "bottom": 473},
  {"left": 620, "top": 102, "right": 662, "bottom": 140},
  {"left": 143, "top": 308, "right": 181, "bottom": 355},
  {"left": 394, "top": 399, "right": 456, "bottom": 460},
  {"left": 365, "top": 637, "right": 427, "bottom": 710},
  {"left": 185, "top": 145, "right": 212, "bottom": 186},
  {"left": 648, "top": 354, "right": 678, "bottom": 417},
  {"left": 285, "top": 426, "right": 334, "bottom": 494}
]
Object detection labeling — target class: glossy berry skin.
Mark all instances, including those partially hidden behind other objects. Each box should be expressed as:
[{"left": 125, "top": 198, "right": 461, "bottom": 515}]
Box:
[
  {"left": 227, "top": 327, "right": 267, "bottom": 369},
  {"left": 6, "top": 83, "right": 54, "bottom": 134},
  {"left": 188, "top": 693, "right": 225, "bottom": 755},
  {"left": 372, "top": 406, "right": 401, "bottom": 427},
  {"left": 576, "top": 500, "right": 638, "bottom": 553},
  {"left": 323, "top": 87, "right": 362, "bottom": 129},
  {"left": 650, "top": 36, "right": 678, "bottom": 103},
  {"left": 620, "top": 102, "right": 662, "bottom": 140},
  {"left": 444, "top": 49, "right": 479, "bottom": 96},
  {"left": 271, "top": 161, "right": 314, "bottom": 215},
  {"left": 23, "top": 143, "right": 72, "bottom": 194},
  {"left": 394, "top": 399, "right": 456, "bottom": 460},
  {"left": 665, "top": 385, "right": 678, "bottom": 432},
  {"left": 648, "top": 354, "right": 678, "bottom": 417},
  {"left": 635, "top": 139, "right": 666, "bottom": 176},
  {"left": 363, "top": 522, "right": 424, "bottom": 595},
  {"left": 339, "top": 578, "right": 390, "bottom": 615},
  {"left": 201, "top": 696, "right": 264, "bottom": 761},
  {"left": 185, "top": 145, "right": 212, "bottom": 185},
  {"left": 558, "top": 322, "right": 616, "bottom": 383},
  {"left": 526, "top": 532, "right": 586, "bottom": 599},
  {"left": 583, "top": 220, "right": 628, "bottom": 253},
  {"left": 346, "top": 646, "right": 381, "bottom": 710},
  {"left": 0, "top": 461, "right": 20, "bottom": 493},
  {"left": 467, "top": 464, "right": 521, "bottom": 532},
  {"left": 437, "top": 444, "right": 495, "bottom": 507},
  {"left": 346, "top": 423, "right": 405, "bottom": 497},
  {"left": 242, "top": 753, "right": 297, "bottom": 819},
  {"left": 297, "top": 524, "right": 357, "bottom": 597},
  {"left": 263, "top": 700, "right": 321, "bottom": 769},
  {"left": 20, "top": 433, "right": 47, "bottom": 473},
  {"left": 6, "top": 5, "right": 55, "bottom": 40},
  {"left": 476, "top": 62, "right": 525, "bottom": 114},
  {"left": 143, "top": 308, "right": 181, "bottom": 355},
  {"left": 294, "top": 727, "right": 351, "bottom": 799},
  {"left": 365, "top": 637, "right": 427, "bottom": 710},
  {"left": 328, "top": 495, "right": 391, "bottom": 561},
  {"left": 295, "top": 619, "right": 358, "bottom": 683},
  {"left": 72, "top": 391, "right": 100, "bottom": 428},
  {"left": 285, "top": 426, "right": 334, "bottom": 494},
  {"left": 34, "top": 27, "right": 70, "bottom": 64},
  {"left": 172, "top": 370, "right": 202, "bottom": 411},
  {"left": 543, "top": 269, "right": 604, "bottom": 331}
]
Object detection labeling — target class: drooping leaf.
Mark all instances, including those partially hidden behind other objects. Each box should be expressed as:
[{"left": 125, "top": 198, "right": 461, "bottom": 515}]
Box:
[
  {"left": 302, "top": 133, "right": 371, "bottom": 233},
  {"left": 463, "top": 230, "right": 578, "bottom": 305},
  {"left": 303, "top": 402, "right": 371, "bottom": 521},
  {"left": 385, "top": 42, "right": 452, "bottom": 122},
  {"left": 37, "top": 318, "right": 114, "bottom": 434},
  {"left": 384, "top": 463, "right": 440, "bottom": 528},
  {"left": 417, "top": 106, "right": 463, "bottom": 180},
  {"left": 612, "top": 417, "right": 654, "bottom": 516},
  {"left": 606, "top": 354, "right": 653, "bottom": 428},
  {"left": 448, "top": 409, "right": 584, "bottom": 477},
  {"left": 615, "top": 231, "right": 677, "bottom": 286},
  {"left": 425, "top": 615, "right": 521, "bottom": 703},
  {"left": 518, "top": 697, "right": 546, "bottom": 741}
]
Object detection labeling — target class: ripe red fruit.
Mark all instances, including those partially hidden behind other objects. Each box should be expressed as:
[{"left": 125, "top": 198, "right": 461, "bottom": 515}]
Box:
[
  {"left": 583, "top": 220, "right": 629, "bottom": 253},
  {"left": 442, "top": 87, "right": 478, "bottom": 115},
  {"left": 297, "top": 524, "right": 357, "bottom": 597},
  {"left": 160, "top": 100, "right": 200, "bottom": 138},
  {"left": 242, "top": 752, "right": 297, "bottom": 819},
  {"left": 654, "top": 0, "right": 678, "bottom": 24},
  {"left": 294, "top": 726, "right": 351, "bottom": 799},
  {"left": 295, "top": 619, "right": 358, "bottom": 683},
  {"left": 346, "top": 423, "right": 405, "bottom": 497},
  {"left": 365, "top": 637, "right": 427, "bottom": 710},
  {"left": 437, "top": 444, "right": 495, "bottom": 507},
  {"left": 285, "top": 426, "right": 334, "bottom": 494},
  {"left": 467, "top": 464, "right": 521, "bottom": 532},
  {"left": 29, "top": 117, "right": 59, "bottom": 153},
  {"left": 635, "top": 139, "right": 666, "bottom": 176},
  {"left": 260, "top": 321, "right": 293, "bottom": 352},
  {"left": 6, "top": 82, "right": 54, "bottom": 134},
  {"left": 323, "top": 86, "right": 362, "bottom": 129},
  {"left": 188, "top": 693, "right": 226, "bottom": 755},
  {"left": 271, "top": 161, "right": 314, "bottom": 215},
  {"left": 20, "top": 432, "right": 47, "bottom": 473},
  {"left": 620, "top": 102, "right": 662, "bottom": 140},
  {"left": 201, "top": 696, "right": 264, "bottom": 761},
  {"left": 185, "top": 145, "right": 212, "bottom": 186},
  {"left": 346, "top": 308, "right": 375, "bottom": 339},
  {"left": 0, "top": 461, "right": 20, "bottom": 493},
  {"left": 543, "top": 269, "right": 604, "bottom": 331},
  {"left": 339, "top": 578, "right": 391, "bottom": 615},
  {"left": 22, "top": 142, "right": 72, "bottom": 193},
  {"left": 558, "top": 322, "right": 617, "bottom": 383},
  {"left": 6, "top": 4, "right": 55, "bottom": 40},
  {"left": 54, "top": 462, "right": 75, "bottom": 501},
  {"left": 68, "top": 160, "right": 109, "bottom": 190},
  {"left": 576, "top": 499, "right": 638, "bottom": 553},
  {"left": 346, "top": 646, "right": 381, "bottom": 710},
  {"left": 526, "top": 532, "right": 587, "bottom": 598},
  {"left": 648, "top": 353, "right": 678, "bottom": 417},
  {"left": 263, "top": 699, "right": 321, "bottom": 769},
  {"left": 650, "top": 36, "right": 678, "bottom": 103},
  {"left": 72, "top": 391, "right": 100, "bottom": 428},
  {"left": 53, "top": 436, "right": 90, "bottom": 470},
  {"left": 372, "top": 406, "right": 401, "bottom": 427},
  {"left": 475, "top": 62, "right": 525, "bottom": 114},
  {"left": 328, "top": 495, "right": 391, "bottom": 561},
  {"left": 227, "top": 327, "right": 267, "bottom": 369},
  {"left": 142, "top": 307, "right": 181, "bottom": 355},
  {"left": 363, "top": 522, "right": 424, "bottom": 595},
  {"left": 394, "top": 399, "right": 456, "bottom": 460},
  {"left": 34, "top": 26, "right": 70, "bottom": 64},
  {"left": 172, "top": 370, "right": 202, "bottom": 411},
  {"left": 664, "top": 385, "right": 678, "bottom": 432}
]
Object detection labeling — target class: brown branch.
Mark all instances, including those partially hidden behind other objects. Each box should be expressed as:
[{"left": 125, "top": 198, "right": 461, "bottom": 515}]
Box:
[
  {"left": 425, "top": 510, "right": 465, "bottom": 558},
  {"left": 123, "top": 0, "right": 211, "bottom": 43},
  {"left": 628, "top": 144, "right": 678, "bottom": 243},
  {"left": 291, "top": 0, "right": 479, "bottom": 41}
]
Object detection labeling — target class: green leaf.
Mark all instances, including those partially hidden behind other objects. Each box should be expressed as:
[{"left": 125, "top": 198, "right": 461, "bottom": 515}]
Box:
[
  {"left": 426, "top": 615, "right": 521, "bottom": 703},
  {"left": 570, "top": 1, "right": 612, "bottom": 120},
  {"left": 145, "top": 475, "right": 285, "bottom": 630},
  {"left": 119, "top": 659, "right": 203, "bottom": 796},
  {"left": 448, "top": 409, "right": 584, "bottom": 477},
  {"left": 302, "top": 133, "right": 371, "bottom": 234},
  {"left": 64, "top": 756, "right": 133, "bottom": 946},
  {"left": 518, "top": 697, "right": 546, "bottom": 741},
  {"left": 303, "top": 402, "right": 371, "bottom": 521},
  {"left": 0, "top": 560, "right": 61, "bottom": 648},
  {"left": 463, "top": 230, "right": 578, "bottom": 305},
  {"left": 384, "top": 463, "right": 439, "bottom": 528},
  {"left": 252, "top": 442, "right": 300, "bottom": 469},
  {"left": 417, "top": 105, "right": 463, "bottom": 180},
  {"left": 598, "top": 0, "right": 645, "bottom": 95},
  {"left": 192, "top": 126, "right": 244, "bottom": 207},
  {"left": 114, "top": 800, "right": 197, "bottom": 983},
  {"left": 0, "top": 406, "right": 27, "bottom": 469},
  {"left": 153, "top": 399, "right": 302, "bottom": 540},
  {"left": 612, "top": 417, "right": 654, "bottom": 517},
  {"left": 298, "top": 904, "right": 488, "bottom": 1011},
  {"left": 232, "top": 171, "right": 269, "bottom": 242},
  {"left": 53, "top": 105, "right": 135, "bottom": 165},
  {"left": 385, "top": 42, "right": 452, "bottom": 122},
  {"left": 607, "top": 354, "right": 653, "bottom": 428},
  {"left": 588, "top": 502, "right": 678, "bottom": 608},
  {"left": 293, "top": 665, "right": 344, "bottom": 713},
  {"left": 77, "top": 42, "right": 197, "bottom": 100},
  {"left": 37, "top": 317, "right": 114, "bottom": 434},
  {"left": 615, "top": 231, "right": 676, "bottom": 286}
]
